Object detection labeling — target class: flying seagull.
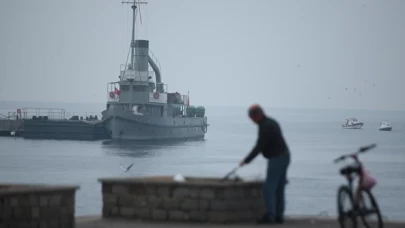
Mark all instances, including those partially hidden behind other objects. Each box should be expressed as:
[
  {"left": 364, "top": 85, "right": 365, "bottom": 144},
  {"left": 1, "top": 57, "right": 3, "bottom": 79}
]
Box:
[{"left": 120, "top": 163, "right": 134, "bottom": 172}]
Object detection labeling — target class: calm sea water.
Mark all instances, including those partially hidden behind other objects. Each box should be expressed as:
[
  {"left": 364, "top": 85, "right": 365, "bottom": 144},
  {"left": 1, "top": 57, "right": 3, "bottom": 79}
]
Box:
[{"left": 1, "top": 104, "right": 404, "bottom": 220}]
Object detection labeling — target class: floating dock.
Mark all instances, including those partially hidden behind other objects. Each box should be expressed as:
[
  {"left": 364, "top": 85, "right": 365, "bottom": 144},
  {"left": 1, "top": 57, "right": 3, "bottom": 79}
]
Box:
[{"left": 0, "top": 108, "right": 111, "bottom": 140}]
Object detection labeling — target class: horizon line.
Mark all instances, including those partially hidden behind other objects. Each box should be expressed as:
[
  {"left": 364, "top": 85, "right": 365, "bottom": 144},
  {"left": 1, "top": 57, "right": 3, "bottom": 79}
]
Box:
[{"left": 1, "top": 100, "right": 404, "bottom": 112}]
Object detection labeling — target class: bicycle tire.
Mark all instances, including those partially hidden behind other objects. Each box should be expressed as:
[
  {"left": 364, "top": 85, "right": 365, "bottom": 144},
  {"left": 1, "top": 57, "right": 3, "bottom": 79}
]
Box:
[
  {"left": 337, "top": 185, "right": 357, "bottom": 228},
  {"left": 359, "top": 189, "right": 384, "bottom": 228}
]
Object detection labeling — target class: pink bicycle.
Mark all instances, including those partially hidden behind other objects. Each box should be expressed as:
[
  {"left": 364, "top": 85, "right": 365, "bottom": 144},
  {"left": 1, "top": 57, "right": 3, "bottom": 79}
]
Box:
[{"left": 333, "top": 144, "right": 383, "bottom": 228}]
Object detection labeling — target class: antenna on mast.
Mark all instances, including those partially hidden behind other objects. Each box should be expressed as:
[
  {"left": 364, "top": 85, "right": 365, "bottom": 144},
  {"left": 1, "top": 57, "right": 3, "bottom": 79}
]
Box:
[{"left": 121, "top": 0, "right": 148, "bottom": 70}]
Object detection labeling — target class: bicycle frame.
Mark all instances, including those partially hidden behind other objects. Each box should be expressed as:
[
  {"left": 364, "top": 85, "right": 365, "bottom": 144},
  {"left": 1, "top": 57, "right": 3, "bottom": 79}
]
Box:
[{"left": 342, "top": 155, "right": 366, "bottom": 208}]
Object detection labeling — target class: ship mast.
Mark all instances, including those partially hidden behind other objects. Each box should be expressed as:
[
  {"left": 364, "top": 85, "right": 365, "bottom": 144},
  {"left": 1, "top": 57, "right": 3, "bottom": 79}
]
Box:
[{"left": 122, "top": 0, "right": 147, "bottom": 70}]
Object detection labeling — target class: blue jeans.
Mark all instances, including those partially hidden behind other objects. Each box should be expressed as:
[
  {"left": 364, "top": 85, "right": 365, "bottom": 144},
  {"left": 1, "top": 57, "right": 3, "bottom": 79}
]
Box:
[{"left": 263, "top": 153, "right": 290, "bottom": 221}]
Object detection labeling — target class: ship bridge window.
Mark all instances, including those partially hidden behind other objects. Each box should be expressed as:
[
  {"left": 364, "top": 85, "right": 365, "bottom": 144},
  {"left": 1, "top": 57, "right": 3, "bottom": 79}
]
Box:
[
  {"left": 133, "top": 86, "right": 146, "bottom": 92},
  {"left": 120, "top": 85, "right": 130, "bottom": 91}
]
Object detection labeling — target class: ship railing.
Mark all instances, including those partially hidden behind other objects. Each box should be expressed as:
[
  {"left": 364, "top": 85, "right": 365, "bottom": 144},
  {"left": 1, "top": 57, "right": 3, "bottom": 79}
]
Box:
[
  {"left": 20, "top": 108, "right": 67, "bottom": 120},
  {"left": 3, "top": 112, "right": 18, "bottom": 120},
  {"left": 107, "top": 82, "right": 120, "bottom": 103},
  {"left": 65, "top": 112, "right": 101, "bottom": 121},
  {"left": 2, "top": 109, "right": 101, "bottom": 121},
  {"left": 167, "top": 94, "right": 189, "bottom": 105},
  {"left": 119, "top": 69, "right": 155, "bottom": 82}
]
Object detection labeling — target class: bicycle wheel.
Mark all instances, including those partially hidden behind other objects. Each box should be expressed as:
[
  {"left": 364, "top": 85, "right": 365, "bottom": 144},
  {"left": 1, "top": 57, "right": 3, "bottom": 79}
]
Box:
[
  {"left": 359, "top": 189, "right": 383, "bottom": 228},
  {"left": 337, "top": 185, "right": 357, "bottom": 228}
]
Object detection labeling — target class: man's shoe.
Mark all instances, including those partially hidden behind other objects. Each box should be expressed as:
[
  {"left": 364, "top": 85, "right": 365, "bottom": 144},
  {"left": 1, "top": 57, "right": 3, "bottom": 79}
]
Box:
[{"left": 275, "top": 217, "right": 284, "bottom": 224}]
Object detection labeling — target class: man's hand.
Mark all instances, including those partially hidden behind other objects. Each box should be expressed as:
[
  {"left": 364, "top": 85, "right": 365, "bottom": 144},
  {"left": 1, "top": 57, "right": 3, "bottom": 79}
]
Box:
[{"left": 239, "top": 160, "right": 245, "bottom": 167}]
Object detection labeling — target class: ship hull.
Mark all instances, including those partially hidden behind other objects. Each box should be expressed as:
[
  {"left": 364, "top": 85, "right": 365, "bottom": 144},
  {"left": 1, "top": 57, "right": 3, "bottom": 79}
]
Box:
[
  {"left": 342, "top": 123, "right": 363, "bottom": 129},
  {"left": 379, "top": 127, "right": 392, "bottom": 131},
  {"left": 101, "top": 105, "right": 208, "bottom": 140}
]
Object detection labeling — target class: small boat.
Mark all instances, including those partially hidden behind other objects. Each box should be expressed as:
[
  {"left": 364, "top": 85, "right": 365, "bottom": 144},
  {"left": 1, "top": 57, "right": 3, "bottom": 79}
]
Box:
[
  {"left": 342, "top": 118, "right": 364, "bottom": 129},
  {"left": 379, "top": 122, "right": 392, "bottom": 131}
]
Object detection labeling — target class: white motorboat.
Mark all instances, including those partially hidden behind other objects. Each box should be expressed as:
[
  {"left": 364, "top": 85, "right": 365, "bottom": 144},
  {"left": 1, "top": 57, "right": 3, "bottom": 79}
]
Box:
[
  {"left": 342, "top": 118, "right": 364, "bottom": 129},
  {"left": 379, "top": 122, "right": 392, "bottom": 131}
]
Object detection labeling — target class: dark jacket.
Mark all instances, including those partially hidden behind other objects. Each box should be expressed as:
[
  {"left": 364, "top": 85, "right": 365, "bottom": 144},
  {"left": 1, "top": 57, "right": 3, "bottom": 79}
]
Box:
[{"left": 243, "top": 116, "right": 290, "bottom": 164}]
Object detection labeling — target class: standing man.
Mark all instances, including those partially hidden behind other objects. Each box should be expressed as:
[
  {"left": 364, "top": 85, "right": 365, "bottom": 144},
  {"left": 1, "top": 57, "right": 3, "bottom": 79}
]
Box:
[{"left": 239, "top": 104, "right": 291, "bottom": 224}]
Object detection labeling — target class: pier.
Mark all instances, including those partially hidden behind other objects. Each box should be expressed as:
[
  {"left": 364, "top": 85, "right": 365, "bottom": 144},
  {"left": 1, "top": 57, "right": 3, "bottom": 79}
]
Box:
[{"left": 0, "top": 108, "right": 111, "bottom": 140}]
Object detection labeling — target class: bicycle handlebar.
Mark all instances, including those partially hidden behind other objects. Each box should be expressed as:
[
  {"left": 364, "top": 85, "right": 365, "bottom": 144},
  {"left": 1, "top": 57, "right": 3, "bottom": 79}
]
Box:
[
  {"left": 359, "top": 143, "right": 377, "bottom": 152},
  {"left": 333, "top": 143, "right": 377, "bottom": 163}
]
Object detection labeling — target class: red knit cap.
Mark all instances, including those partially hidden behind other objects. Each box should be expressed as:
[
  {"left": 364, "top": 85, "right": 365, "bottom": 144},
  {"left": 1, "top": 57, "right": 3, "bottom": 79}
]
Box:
[{"left": 248, "top": 104, "right": 264, "bottom": 123}]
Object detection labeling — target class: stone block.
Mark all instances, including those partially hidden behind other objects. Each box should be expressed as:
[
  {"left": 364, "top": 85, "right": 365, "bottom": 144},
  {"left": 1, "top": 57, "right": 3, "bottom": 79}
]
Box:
[
  {"left": 39, "top": 221, "right": 49, "bottom": 228},
  {"left": 49, "top": 220, "right": 59, "bottom": 228},
  {"left": 32, "top": 207, "right": 40, "bottom": 218},
  {"left": 223, "top": 188, "right": 243, "bottom": 199},
  {"left": 145, "top": 186, "right": 156, "bottom": 195},
  {"left": 181, "top": 199, "right": 199, "bottom": 210},
  {"left": 12, "top": 207, "right": 22, "bottom": 219},
  {"left": 40, "top": 207, "right": 61, "bottom": 219},
  {"left": 112, "top": 184, "right": 129, "bottom": 194},
  {"left": 219, "top": 200, "right": 250, "bottom": 211},
  {"left": 200, "top": 188, "right": 215, "bottom": 200},
  {"left": 118, "top": 194, "right": 134, "bottom": 206},
  {"left": 188, "top": 188, "right": 200, "bottom": 198},
  {"left": 39, "top": 196, "right": 48, "bottom": 207},
  {"left": 111, "top": 206, "right": 119, "bottom": 216},
  {"left": 147, "top": 196, "right": 162, "bottom": 208},
  {"left": 120, "top": 207, "right": 135, "bottom": 217},
  {"left": 168, "top": 210, "right": 186, "bottom": 221},
  {"left": 157, "top": 186, "right": 171, "bottom": 197},
  {"left": 235, "top": 199, "right": 253, "bottom": 210},
  {"left": 130, "top": 185, "right": 146, "bottom": 195},
  {"left": 250, "top": 198, "right": 265, "bottom": 209},
  {"left": 133, "top": 196, "right": 148, "bottom": 207},
  {"left": 102, "top": 194, "right": 117, "bottom": 205},
  {"left": 210, "top": 200, "right": 226, "bottom": 210},
  {"left": 49, "top": 194, "right": 61, "bottom": 206},
  {"left": 199, "top": 200, "right": 210, "bottom": 211},
  {"left": 152, "top": 209, "right": 167, "bottom": 220},
  {"left": 163, "top": 198, "right": 180, "bottom": 209},
  {"left": 189, "top": 211, "right": 207, "bottom": 222},
  {"left": 172, "top": 187, "right": 189, "bottom": 198},
  {"left": 0, "top": 207, "right": 11, "bottom": 220},
  {"left": 29, "top": 221, "right": 40, "bottom": 228},
  {"left": 29, "top": 195, "right": 39, "bottom": 206},
  {"left": 134, "top": 208, "right": 151, "bottom": 219},
  {"left": 14, "top": 221, "right": 31, "bottom": 228},
  {"left": 14, "top": 207, "right": 32, "bottom": 220},
  {"left": 102, "top": 183, "right": 113, "bottom": 194},
  {"left": 17, "top": 196, "right": 30, "bottom": 207},
  {"left": 60, "top": 206, "right": 74, "bottom": 217},
  {"left": 10, "top": 197, "right": 18, "bottom": 207},
  {"left": 60, "top": 194, "right": 74, "bottom": 206}
]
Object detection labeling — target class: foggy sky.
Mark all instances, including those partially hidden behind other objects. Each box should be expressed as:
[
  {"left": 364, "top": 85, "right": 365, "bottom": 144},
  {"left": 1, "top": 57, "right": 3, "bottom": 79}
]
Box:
[{"left": 0, "top": 0, "right": 404, "bottom": 110}]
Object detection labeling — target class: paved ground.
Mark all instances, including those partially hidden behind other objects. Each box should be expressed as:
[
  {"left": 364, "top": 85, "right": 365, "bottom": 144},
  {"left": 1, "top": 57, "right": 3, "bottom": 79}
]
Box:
[{"left": 76, "top": 216, "right": 405, "bottom": 228}]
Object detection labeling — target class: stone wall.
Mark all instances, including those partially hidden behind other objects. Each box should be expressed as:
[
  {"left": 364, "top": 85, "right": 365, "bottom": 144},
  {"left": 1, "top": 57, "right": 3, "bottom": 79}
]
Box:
[
  {"left": 0, "top": 183, "right": 79, "bottom": 228},
  {"left": 99, "top": 176, "right": 266, "bottom": 223}
]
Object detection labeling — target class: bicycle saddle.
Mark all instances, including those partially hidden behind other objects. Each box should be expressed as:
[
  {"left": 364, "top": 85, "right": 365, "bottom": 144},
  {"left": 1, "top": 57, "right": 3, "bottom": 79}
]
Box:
[{"left": 340, "top": 165, "right": 361, "bottom": 175}]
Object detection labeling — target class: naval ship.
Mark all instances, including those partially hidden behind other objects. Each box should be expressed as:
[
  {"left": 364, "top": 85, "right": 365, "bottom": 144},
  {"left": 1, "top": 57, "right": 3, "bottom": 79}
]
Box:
[{"left": 101, "top": 0, "right": 208, "bottom": 140}]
